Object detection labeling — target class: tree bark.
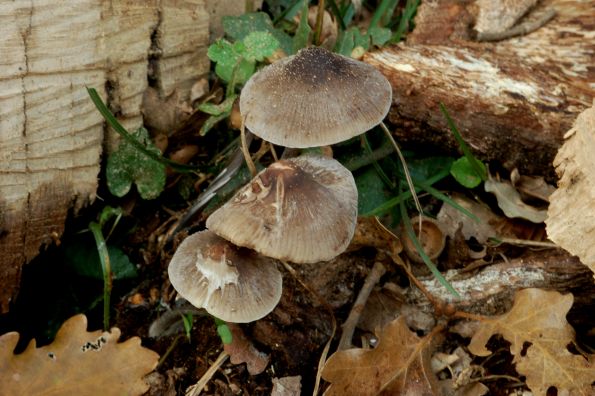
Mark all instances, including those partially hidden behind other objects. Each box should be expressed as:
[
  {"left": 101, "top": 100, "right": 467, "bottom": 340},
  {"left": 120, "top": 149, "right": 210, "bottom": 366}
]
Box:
[
  {"left": 363, "top": 0, "right": 594, "bottom": 177},
  {"left": 0, "top": 0, "right": 211, "bottom": 313}
]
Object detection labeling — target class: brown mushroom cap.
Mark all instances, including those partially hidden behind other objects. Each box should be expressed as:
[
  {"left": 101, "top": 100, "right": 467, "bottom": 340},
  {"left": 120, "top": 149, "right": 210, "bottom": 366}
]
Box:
[
  {"left": 239, "top": 46, "right": 392, "bottom": 148},
  {"left": 167, "top": 230, "right": 282, "bottom": 323},
  {"left": 206, "top": 154, "right": 358, "bottom": 263}
]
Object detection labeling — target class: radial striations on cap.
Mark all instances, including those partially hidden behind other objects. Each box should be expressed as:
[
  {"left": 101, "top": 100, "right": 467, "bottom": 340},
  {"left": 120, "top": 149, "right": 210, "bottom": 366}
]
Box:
[
  {"left": 206, "top": 154, "right": 358, "bottom": 263},
  {"left": 168, "top": 231, "right": 282, "bottom": 323},
  {"left": 240, "top": 46, "right": 392, "bottom": 148}
]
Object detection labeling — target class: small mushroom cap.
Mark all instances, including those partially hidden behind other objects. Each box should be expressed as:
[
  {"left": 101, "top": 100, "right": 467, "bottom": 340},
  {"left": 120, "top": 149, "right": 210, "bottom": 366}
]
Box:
[
  {"left": 206, "top": 154, "right": 358, "bottom": 263},
  {"left": 240, "top": 46, "right": 392, "bottom": 148},
  {"left": 167, "top": 230, "right": 282, "bottom": 323}
]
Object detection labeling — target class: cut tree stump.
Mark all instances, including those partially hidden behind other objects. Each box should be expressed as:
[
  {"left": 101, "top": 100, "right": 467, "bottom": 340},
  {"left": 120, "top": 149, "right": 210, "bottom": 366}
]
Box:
[
  {"left": 364, "top": 0, "right": 594, "bottom": 177},
  {"left": 0, "top": 0, "right": 248, "bottom": 313}
]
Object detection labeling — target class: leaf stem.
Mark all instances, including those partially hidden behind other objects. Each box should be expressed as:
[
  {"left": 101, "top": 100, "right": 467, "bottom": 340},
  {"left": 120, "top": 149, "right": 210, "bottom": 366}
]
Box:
[{"left": 89, "top": 221, "right": 112, "bottom": 331}]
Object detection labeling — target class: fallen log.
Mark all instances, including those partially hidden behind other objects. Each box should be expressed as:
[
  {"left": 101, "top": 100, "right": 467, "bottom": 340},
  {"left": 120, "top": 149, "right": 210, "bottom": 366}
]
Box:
[{"left": 364, "top": 0, "right": 594, "bottom": 177}]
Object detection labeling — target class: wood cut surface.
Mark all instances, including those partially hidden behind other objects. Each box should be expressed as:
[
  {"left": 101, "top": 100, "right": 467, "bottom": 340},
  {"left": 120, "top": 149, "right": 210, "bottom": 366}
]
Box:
[
  {"left": 0, "top": 0, "right": 210, "bottom": 312},
  {"left": 546, "top": 102, "right": 595, "bottom": 275},
  {"left": 364, "top": 0, "right": 594, "bottom": 176}
]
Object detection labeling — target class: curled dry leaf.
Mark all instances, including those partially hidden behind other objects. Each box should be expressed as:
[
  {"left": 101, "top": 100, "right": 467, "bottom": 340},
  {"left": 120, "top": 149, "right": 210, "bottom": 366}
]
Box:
[
  {"left": 223, "top": 323, "right": 269, "bottom": 375},
  {"left": 468, "top": 288, "right": 595, "bottom": 396},
  {"left": 484, "top": 176, "right": 547, "bottom": 223},
  {"left": 0, "top": 314, "right": 159, "bottom": 396},
  {"left": 322, "top": 317, "right": 442, "bottom": 396},
  {"left": 547, "top": 102, "right": 595, "bottom": 276}
]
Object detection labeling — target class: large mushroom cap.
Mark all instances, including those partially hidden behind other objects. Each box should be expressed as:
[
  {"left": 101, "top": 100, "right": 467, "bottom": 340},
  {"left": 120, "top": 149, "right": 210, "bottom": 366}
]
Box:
[
  {"left": 206, "top": 154, "right": 358, "bottom": 263},
  {"left": 167, "top": 230, "right": 282, "bottom": 323},
  {"left": 240, "top": 46, "right": 392, "bottom": 148}
]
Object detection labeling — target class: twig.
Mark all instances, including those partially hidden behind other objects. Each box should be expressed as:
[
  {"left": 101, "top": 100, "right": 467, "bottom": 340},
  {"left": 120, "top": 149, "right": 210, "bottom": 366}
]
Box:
[
  {"left": 185, "top": 350, "right": 229, "bottom": 396},
  {"left": 338, "top": 261, "right": 387, "bottom": 350},
  {"left": 477, "top": 9, "right": 556, "bottom": 42},
  {"left": 281, "top": 261, "right": 336, "bottom": 396}
]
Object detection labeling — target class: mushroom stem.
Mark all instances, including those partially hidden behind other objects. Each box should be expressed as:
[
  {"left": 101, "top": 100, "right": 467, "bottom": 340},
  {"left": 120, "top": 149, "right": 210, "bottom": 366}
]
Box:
[
  {"left": 269, "top": 142, "right": 278, "bottom": 161},
  {"left": 241, "top": 115, "right": 258, "bottom": 177},
  {"left": 380, "top": 121, "right": 423, "bottom": 233}
]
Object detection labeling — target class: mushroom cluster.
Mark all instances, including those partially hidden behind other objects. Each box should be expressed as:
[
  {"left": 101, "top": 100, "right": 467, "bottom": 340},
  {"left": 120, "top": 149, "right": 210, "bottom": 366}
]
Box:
[{"left": 168, "top": 47, "right": 392, "bottom": 323}]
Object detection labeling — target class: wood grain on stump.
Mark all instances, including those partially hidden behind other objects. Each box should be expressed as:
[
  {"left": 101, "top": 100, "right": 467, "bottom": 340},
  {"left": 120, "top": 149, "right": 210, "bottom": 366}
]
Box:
[{"left": 0, "top": 0, "right": 210, "bottom": 313}]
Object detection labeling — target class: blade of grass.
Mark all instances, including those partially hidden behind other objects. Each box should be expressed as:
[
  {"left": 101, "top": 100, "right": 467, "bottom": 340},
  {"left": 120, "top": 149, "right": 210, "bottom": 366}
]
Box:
[
  {"left": 390, "top": 0, "right": 419, "bottom": 42},
  {"left": 439, "top": 103, "right": 487, "bottom": 181},
  {"left": 369, "top": 0, "right": 398, "bottom": 28},
  {"left": 414, "top": 181, "right": 480, "bottom": 222},
  {"left": 87, "top": 88, "right": 199, "bottom": 173},
  {"left": 313, "top": 0, "right": 325, "bottom": 45},
  {"left": 327, "top": 0, "right": 346, "bottom": 29},
  {"left": 398, "top": 183, "right": 460, "bottom": 298},
  {"left": 89, "top": 221, "right": 112, "bottom": 331},
  {"left": 363, "top": 168, "right": 450, "bottom": 216},
  {"left": 361, "top": 134, "right": 395, "bottom": 189}
]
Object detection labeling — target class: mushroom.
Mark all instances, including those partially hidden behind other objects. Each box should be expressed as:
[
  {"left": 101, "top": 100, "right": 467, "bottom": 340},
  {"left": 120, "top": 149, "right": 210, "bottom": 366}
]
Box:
[
  {"left": 240, "top": 46, "right": 392, "bottom": 148},
  {"left": 167, "top": 230, "right": 282, "bottom": 323},
  {"left": 206, "top": 154, "right": 358, "bottom": 264}
]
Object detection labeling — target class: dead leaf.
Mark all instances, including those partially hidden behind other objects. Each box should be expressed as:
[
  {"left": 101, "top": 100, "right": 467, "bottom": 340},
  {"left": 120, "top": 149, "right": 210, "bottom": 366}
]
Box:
[
  {"left": 271, "top": 376, "right": 302, "bottom": 396},
  {"left": 468, "top": 288, "right": 595, "bottom": 396},
  {"left": 223, "top": 323, "right": 269, "bottom": 375},
  {"left": 484, "top": 177, "right": 547, "bottom": 223},
  {"left": 322, "top": 317, "right": 441, "bottom": 395},
  {"left": 510, "top": 168, "right": 555, "bottom": 202},
  {"left": 142, "top": 87, "right": 192, "bottom": 135},
  {"left": 0, "top": 314, "right": 159, "bottom": 396}
]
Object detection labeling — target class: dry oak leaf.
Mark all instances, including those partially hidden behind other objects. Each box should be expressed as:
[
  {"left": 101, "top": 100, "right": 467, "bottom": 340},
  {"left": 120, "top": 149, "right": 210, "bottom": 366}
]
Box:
[
  {"left": 0, "top": 314, "right": 159, "bottom": 396},
  {"left": 468, "top": 288, "right": 595, "bottom": 396},
  {"left": 321, "top": 316, "right": 441, "bottom": 396}
]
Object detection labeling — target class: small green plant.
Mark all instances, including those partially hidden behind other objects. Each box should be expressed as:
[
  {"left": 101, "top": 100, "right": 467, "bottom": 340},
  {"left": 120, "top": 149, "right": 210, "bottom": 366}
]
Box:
[
  {"left": 85, "top": 206, "right": 137, "bottom": 330},
  {"left": 440, "top": 103, "right": 488, "bottom": 188},
  {"left": 214, "top": 317, "right": 233, "bottom": 345},
  {"left": 181, "top": 313, "right": 194, "bottom": 342},
  {"left": 106, "top": 127, "right": 166, "bottom": 199}
]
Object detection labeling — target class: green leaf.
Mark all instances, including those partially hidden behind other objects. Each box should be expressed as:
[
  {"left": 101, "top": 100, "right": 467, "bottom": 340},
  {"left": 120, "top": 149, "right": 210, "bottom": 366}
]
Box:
[
  {"left": 222, "top": 12, "right": 292, "bottom": 55},
  {"left": 335, "top": 27, "right": 356, "bottom": 56},
  {"left": 368, "top": 26, "right": 392, "bottom": 47},
  {"left": 440, "top": 103, "right": 488, "bottom": 181},
  {"left": 355, "top": 166, "right": 393, "bottom": 215},
  {"left": 243, "top": 31, "right": 280, "bottom": 62},
  {"left": 200, "top": 111, "right": 232, "bottom": 136},
  {"left": 292, "top": 0, "right": 311, "bottom": 52},
  {"left": 450, "top": 156, "right": 485, "bottom": 188},
  {"left": 208, "top": 40, "right": 255, "bottom": 83},
  {"left": 214, "top": 318, "right": 233, "bottom": 344},
  {"left": 198, "top": 95, "right": 238, "bottom": 116},
  {"left": 64, "top": 236, "right": 138, "bottom": 281},
  {"left": 106, "top": 127, "right": 166, "bottom": 200}
]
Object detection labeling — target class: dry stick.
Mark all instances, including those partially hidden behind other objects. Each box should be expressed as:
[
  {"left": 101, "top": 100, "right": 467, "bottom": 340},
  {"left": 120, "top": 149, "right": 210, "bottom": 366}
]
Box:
[
  {"left": 241, "top": 114, "right": 257, "bottom": 177},
  {"left": 186, "top": 350, "right": 229, "bottom": 396},
  {"left": 379, "top": 122, "right": 423, "bottom": 233},
  {"left": 337, "top": 261, "right": 387, "bottom": 351},
  {"left": 281, "top": 261, "right": 336, "bottom": 396},
  {"left": 477, "top": 9, "right": 557, "bottom": 42}
]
